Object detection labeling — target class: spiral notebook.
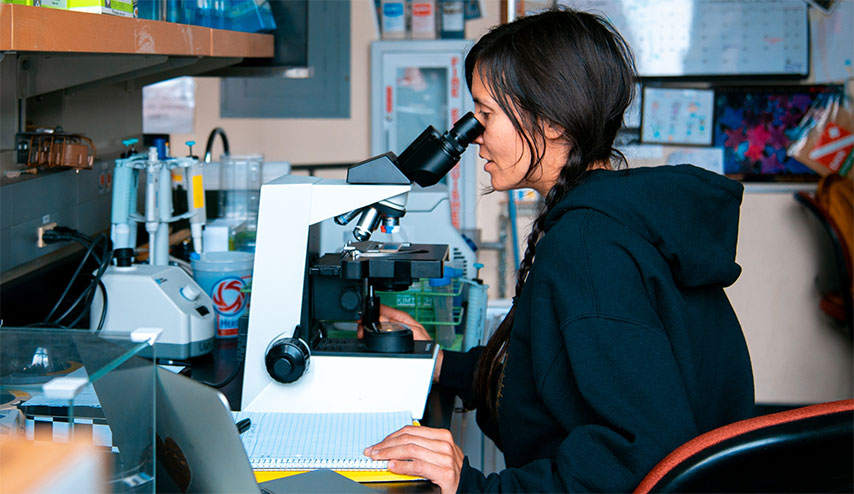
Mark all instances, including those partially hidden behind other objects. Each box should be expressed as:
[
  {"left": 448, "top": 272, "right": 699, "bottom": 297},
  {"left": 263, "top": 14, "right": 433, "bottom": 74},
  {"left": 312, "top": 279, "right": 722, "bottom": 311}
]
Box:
[{"left": 233, "top": 410, "right": 420, "bottom": 481}]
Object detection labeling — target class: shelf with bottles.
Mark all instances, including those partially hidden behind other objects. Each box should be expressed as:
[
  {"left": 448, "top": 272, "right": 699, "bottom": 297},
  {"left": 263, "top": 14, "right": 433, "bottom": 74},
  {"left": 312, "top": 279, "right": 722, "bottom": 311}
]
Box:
[
  {"left": 0, "top": 4, "right": 273, "bottom": 57},
  {"left": 137, "top": 0, "right": 276, "bottom": 35}
]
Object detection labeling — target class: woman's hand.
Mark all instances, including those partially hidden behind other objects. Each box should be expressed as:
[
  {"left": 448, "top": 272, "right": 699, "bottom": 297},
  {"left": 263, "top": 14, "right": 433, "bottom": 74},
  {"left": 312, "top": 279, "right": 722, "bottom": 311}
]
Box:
[
  {"left": 364, "top": 425, "right": 463, "bottom": 494},
  {"left": 358, "top": 304, "right": 431, "bottom": 340},
  {"left": 358, "top": 304, "right": 443, "bottom": 382}
]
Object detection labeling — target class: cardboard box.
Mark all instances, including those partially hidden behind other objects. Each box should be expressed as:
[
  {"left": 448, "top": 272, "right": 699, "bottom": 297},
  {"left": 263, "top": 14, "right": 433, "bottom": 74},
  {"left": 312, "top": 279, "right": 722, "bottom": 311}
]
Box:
[{"left": 67, "top": 0, "right": 133, "bottom": 16}]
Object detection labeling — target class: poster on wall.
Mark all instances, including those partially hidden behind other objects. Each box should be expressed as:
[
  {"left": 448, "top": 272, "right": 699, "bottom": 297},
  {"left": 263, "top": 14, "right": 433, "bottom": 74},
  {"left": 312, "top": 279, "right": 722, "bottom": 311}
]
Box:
[{"left": 712, "top": 85, "right": 843, "bottom": 179}]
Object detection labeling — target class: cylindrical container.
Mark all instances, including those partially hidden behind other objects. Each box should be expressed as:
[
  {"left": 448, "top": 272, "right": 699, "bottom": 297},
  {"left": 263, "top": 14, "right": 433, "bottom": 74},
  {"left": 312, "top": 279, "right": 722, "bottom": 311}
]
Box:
[
  {"left": 439, "top": 0, "right": 465, "bottom": 39},
  {"left": 462, "top": 280, "right": 488, "bottom": 351},
  {"left": 192, "top": 251, "right": 254, "bottom": 338},
  {"left": 428, "top": 274, "right": 455, "bottom": 349},
  {"left": 381, "top": 0, "right": 407, "bottom": 39},
  {"left": 410, "top": 0, "right": 437, "bottom": 39},
  {"left": 219, "top": 154, "right": 263, "bottom": 224}
]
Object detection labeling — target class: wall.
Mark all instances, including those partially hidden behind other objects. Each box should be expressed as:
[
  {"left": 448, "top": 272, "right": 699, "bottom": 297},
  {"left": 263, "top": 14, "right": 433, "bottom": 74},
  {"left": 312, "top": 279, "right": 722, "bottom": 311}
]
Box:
[{"left": 176, "top": 2, "right": 852, "bottom": 404}]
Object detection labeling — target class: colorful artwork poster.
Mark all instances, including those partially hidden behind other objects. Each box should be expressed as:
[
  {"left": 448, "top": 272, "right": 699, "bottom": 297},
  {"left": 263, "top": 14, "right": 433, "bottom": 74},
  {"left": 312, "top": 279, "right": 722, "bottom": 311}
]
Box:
[{"left": 713, "top": 85, "right": 841, "bottom": 178}]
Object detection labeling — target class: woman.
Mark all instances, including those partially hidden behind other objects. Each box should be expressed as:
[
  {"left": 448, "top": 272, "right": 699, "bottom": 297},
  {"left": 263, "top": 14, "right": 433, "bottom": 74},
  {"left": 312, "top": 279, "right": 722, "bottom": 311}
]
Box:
[{"left": 365, "top": 8, "right": 755, "bottom": 493}]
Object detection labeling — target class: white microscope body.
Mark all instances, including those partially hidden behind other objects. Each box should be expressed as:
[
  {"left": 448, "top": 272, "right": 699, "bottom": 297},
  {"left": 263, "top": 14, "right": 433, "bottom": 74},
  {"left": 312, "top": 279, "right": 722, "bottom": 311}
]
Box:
[
  {"left": 242, "top": 113, "right": 483, "bottom": 418},
  {"left": 242, "top": 175, "right": 439, "bottom": 418}
]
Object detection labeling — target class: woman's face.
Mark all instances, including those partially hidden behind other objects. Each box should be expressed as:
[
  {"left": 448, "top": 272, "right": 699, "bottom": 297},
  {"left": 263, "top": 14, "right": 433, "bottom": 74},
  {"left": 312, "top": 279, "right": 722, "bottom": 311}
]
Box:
[{"left": 471, "top": 65, "right": 567, "bottom": 195}]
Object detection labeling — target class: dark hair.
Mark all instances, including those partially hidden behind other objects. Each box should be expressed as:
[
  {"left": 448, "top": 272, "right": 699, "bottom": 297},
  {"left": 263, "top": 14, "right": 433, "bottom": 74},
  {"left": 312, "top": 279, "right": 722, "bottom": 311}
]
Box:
[{"left": 467, "top": 7, "right": 637, "bottom": 418}]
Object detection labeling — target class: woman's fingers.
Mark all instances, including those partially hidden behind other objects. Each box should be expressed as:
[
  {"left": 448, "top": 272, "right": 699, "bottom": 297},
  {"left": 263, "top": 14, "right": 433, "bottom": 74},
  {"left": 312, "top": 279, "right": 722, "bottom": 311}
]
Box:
[
  {"left": 379, "top": 305, "right": 420, "bottom": 325},
  {"left": 378, "top": 306, "right": 431, "bottom": 340},
  {"left": 364, "top": 426, "right": 462, "bottom": 494}
]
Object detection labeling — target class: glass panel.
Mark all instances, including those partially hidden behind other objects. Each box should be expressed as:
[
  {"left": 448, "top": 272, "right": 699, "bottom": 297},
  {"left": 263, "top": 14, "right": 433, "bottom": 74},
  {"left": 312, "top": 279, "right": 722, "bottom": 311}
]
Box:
[
  {"left": 0, "top": 328, "right": 156, "bottom": 493},
  {"left": 393, "top": 66, "right": 449, "bottom": 153}
]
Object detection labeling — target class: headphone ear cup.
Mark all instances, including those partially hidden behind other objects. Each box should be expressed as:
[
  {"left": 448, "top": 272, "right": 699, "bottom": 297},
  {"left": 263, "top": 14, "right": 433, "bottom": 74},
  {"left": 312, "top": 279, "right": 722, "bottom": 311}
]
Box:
[{"left": 265, "top": 338, "right": 310, "bottom": 384}]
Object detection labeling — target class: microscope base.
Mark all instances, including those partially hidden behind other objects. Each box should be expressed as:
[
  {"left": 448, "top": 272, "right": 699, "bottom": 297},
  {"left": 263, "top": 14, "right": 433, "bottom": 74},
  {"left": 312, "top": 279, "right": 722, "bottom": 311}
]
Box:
[{"left": 243, "top": 344, "right": 439, "bottom": 420}]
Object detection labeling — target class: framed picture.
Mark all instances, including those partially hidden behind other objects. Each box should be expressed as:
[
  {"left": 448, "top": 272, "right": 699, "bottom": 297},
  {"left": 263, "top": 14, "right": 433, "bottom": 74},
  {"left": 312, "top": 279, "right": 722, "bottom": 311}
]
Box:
[{"left": 641, "top": 87, "right": 715, "bottom": 146}]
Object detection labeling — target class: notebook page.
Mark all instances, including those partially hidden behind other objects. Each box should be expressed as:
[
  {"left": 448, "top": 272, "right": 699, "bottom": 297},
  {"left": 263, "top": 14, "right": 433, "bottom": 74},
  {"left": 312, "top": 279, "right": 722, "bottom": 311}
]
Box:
[{"left": 233, "top": 411, "right": 413, "bottom": 470}]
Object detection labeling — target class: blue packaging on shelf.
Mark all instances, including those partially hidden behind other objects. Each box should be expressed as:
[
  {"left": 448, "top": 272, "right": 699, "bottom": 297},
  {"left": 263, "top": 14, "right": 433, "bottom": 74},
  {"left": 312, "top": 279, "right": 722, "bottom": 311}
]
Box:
[{"left": 226, "top": 0, "right": 277, "bottom": 33}]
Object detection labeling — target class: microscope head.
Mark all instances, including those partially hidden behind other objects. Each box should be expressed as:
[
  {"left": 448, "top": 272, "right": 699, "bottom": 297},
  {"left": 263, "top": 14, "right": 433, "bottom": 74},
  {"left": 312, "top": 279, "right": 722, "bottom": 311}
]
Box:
[{"left": 336, "top": 112, "right": 484, "bottom": 242}]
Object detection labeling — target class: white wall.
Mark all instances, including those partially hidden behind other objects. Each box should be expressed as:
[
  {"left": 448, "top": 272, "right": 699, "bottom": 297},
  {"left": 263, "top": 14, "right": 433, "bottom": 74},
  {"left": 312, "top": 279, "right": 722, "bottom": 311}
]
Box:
[{"left": 729, "top": 187, "right": 853, "bottom": 404}]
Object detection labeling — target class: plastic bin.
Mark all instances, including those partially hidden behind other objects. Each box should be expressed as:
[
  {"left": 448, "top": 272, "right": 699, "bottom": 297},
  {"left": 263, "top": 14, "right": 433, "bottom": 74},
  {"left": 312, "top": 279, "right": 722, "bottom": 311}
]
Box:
[{"left": 377, "top": 275, "right": 464, "bottom": 350}]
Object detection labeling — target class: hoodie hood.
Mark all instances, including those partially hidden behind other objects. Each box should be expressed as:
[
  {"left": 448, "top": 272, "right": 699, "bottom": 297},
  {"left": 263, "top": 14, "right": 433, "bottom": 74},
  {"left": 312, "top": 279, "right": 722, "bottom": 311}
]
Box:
[{"left": 544, "top": 165, "right": 744, "bottom": 288}]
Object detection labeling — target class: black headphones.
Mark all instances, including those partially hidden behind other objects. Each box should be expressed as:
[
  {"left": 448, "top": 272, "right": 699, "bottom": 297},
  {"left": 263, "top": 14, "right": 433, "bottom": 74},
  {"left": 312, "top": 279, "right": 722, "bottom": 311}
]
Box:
[{"left": 264, "top": 336, "right": 310, "bottom": 384}]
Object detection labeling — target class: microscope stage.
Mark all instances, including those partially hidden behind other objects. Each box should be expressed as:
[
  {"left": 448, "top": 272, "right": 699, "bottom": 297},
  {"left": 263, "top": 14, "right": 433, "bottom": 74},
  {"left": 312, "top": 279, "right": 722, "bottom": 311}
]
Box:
[{"left": 313, "top": 338, "right": 435, "bottom": 358}]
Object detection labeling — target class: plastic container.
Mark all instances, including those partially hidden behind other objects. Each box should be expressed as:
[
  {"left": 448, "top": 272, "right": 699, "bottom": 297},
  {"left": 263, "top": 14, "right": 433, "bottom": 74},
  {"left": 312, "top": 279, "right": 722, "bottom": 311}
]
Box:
[
  {"left": 377, "top": 271, "right": 464, "bottom": 350},
  {"left": 410, "top": 0, "right": 437, "bottom": 39},
  {"left": 226, "top": 0, "right": 277, "bottom": 33},
  {"left": 220, "top": 154, "right": 263, "bottom": 225},
  {"left": 462, "top": 264, "right": 488, "bottom": 351},
  {"left": 428, "top": 276, "right": 455, "bottom": 348},
  {"left": 381, "top": 0, "right": 407, "bottom": 39},
  {"left": 192, "top": 251, "right": 254, "bottom": 338},
  {"left": 439, "top": 0, "right": 465, "bottom": 39},
  {"left": 136, "top": 0, "right": 163, "bottom": 21}
]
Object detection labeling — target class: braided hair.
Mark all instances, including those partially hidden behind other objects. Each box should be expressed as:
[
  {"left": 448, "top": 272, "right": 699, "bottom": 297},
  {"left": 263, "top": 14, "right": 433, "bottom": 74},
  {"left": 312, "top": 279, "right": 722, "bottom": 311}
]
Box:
[{"left": 466, "top": 7, "right": 637, "bottom": 418}]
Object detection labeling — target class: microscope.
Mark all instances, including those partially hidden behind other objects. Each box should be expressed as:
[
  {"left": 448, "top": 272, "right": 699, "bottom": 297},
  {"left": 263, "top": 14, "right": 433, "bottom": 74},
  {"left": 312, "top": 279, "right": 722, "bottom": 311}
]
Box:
[{"left": 242, "top": 113, "right": 483, "bottom": 418}]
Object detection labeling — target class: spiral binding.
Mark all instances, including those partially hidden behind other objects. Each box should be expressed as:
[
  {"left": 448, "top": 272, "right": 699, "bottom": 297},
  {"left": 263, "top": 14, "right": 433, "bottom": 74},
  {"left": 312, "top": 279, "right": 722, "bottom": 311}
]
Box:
[{"left": 251, "top": 457, "right": 389, "bottom": 471}]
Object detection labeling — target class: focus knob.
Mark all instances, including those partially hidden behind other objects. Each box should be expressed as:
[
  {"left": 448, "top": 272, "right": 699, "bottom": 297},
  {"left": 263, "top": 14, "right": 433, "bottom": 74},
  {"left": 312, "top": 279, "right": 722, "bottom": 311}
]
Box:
[{"left": 265, "top": 337, "right": 310, "bottom": 384}]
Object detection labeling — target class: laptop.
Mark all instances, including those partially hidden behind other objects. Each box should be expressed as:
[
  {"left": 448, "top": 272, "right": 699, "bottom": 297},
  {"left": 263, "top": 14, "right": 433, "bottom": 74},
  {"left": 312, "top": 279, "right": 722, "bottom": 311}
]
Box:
[{"left": 154, "top": 368, "right": 373, "bottom": 494}]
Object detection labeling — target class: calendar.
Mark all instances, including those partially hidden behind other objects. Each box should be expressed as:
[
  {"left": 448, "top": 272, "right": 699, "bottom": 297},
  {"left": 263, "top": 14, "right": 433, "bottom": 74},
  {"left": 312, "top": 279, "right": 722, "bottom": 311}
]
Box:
[{"left": 558, "top": 0, "right": 809, "bottom": 77}]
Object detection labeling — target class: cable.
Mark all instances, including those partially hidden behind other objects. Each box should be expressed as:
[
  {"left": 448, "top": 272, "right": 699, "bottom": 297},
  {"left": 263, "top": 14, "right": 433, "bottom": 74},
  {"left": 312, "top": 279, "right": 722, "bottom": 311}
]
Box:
[
  {"left": 43, "top": 233, "right": 100, "bottom": 322},
  {"left": 54, "top": 234, "right": 110, "bottom": 325},
  {"left": 199, "top": 317, "right": 248, "bottom": 389},
  {"left": 53, "top": 234, "right": 111, "bottom": 326},
  {"left": 35, "top": 227, "right": 112, "bottom": 330},
  {"left": 95, "top": 280, "right": 108, "bottom": 332}
]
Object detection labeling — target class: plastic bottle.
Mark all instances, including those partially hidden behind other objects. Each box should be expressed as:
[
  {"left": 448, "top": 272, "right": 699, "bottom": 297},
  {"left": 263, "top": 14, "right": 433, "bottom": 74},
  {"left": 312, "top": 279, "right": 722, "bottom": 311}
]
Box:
[
  {"left": 462, "top": 263, "right": 488, "bottom": 351},
  {"left": 381, "top": 0, "right": 407, "bottom": 40},
  {"left": 439, "top": 0, "right": 465, "bottom": 39},
  {"left": 410, "top": 0, "right": 437, "bottom": 39}
]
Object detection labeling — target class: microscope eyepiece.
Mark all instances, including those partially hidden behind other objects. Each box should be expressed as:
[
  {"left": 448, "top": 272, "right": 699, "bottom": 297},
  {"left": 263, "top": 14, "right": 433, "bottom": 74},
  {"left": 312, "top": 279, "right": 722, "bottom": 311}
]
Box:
[
  {"left": 445, "top": 112, "right": 484, "bottom": 153},
  {"left": 395, "top": 112, "right": 484, "bottom": 187}
]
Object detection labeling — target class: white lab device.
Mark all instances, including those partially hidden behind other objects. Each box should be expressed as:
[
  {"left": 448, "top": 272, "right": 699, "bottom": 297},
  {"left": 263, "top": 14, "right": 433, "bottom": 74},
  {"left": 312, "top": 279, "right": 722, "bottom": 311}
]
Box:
[
  {"left": 92, "top": 146, "right": 215, "bottom": 359},
  {"left": 90, "top": 263, "right": 215, "bottom": 359}
]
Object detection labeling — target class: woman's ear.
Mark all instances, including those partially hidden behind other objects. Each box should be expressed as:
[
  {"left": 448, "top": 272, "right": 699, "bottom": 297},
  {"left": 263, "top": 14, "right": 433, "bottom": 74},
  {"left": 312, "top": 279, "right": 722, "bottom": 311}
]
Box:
[{"left": 543, "top": 120, "right": 565, "bottom": 141}]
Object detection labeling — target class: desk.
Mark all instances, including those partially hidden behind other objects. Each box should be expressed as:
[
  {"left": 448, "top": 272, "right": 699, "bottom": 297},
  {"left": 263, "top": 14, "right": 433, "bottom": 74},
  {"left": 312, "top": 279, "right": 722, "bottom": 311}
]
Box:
[{"left": 189, "top": 339, "right": 455, "bottom": 492}]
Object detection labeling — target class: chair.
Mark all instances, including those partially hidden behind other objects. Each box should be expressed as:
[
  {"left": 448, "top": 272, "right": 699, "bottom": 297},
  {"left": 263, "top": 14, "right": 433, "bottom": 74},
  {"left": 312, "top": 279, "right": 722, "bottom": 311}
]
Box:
[
  {"left": 634, "top": 399, "right": 854, "bottom": 493},
  {"left": 794, "top": 183, "right": 853, "bottom": 338}
]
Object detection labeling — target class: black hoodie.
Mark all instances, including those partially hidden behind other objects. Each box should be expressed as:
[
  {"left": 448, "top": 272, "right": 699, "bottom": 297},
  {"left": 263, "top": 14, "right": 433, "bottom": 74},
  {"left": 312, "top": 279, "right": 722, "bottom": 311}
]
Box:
[{"left": 445, "top": 165, "right": 755, "bottom": 493}]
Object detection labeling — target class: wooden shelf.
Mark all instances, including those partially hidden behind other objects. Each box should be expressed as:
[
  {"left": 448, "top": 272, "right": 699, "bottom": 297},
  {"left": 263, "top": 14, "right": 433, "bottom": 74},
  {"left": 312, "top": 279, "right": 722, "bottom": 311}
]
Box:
[{"left": 0, "top": 4, "right": 273, "bottom": 58}]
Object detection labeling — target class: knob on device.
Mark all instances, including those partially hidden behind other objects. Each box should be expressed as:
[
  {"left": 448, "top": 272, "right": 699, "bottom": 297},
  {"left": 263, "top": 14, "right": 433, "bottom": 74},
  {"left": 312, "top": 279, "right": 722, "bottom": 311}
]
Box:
[{"left": 265, "top": 337, "right": 310, "bottom": 383}]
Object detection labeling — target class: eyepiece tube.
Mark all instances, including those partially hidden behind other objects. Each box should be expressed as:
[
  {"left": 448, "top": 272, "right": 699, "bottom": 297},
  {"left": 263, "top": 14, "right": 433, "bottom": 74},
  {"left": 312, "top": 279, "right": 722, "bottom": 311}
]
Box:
[
  {"left": 446, "top": 112, "right": 484, "bottom": 150},
  {"left": 396, "top": 112, "right": 484, "bottom": 187}
]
